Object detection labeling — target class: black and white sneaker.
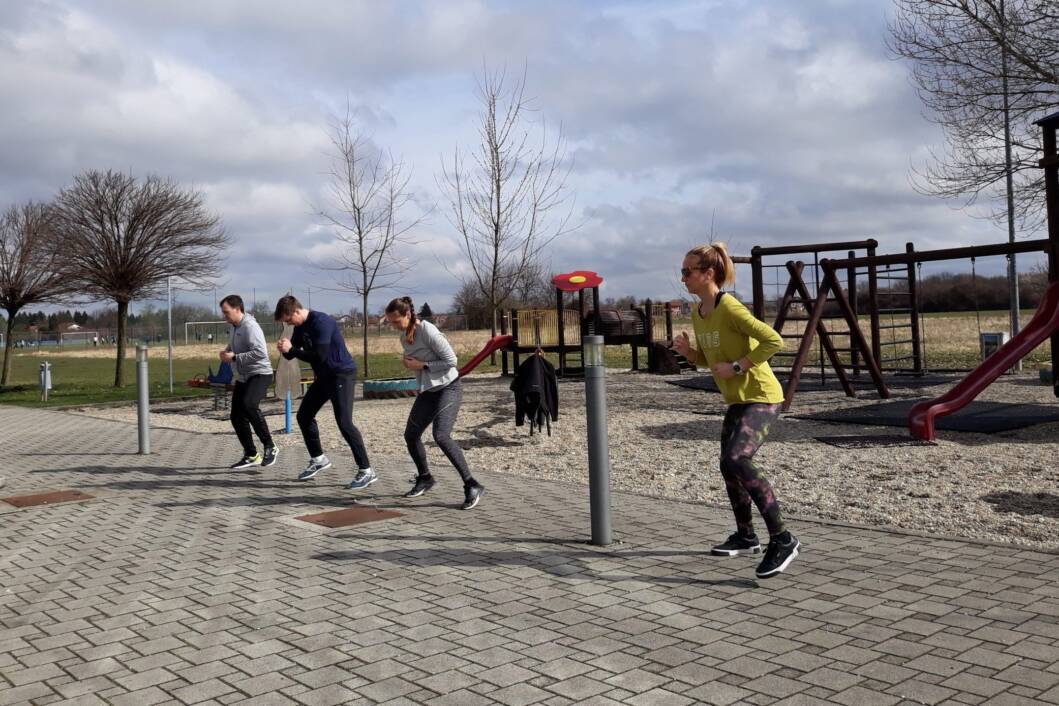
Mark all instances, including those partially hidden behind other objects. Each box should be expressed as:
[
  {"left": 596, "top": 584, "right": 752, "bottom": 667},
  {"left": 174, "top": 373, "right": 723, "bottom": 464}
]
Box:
[
  {"left": 461, "top": 483, "right": 484, "bottom": 510},
  {"left": 405, "top": 475, "right": 436, "bottom": 498},
  {"left": 230, "top": 453, "right": 262, "bottom": 470},
  {"left": 755, "top": 534, "right": 801, "bottom": 579},
  {"left": 297, "top": 456, "right": 331, "bottom": 481},
  {"left": 261, "top": 446, "right": 279, "bottom": 468},
  {"left": 711, "top": 532, "right": 762, "bottom": 557}
]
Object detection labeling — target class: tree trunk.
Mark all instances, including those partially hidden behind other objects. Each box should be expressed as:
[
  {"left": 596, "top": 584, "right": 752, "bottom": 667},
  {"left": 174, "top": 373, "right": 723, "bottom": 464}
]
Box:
[
  {"left": 114, "top": 300, "right": 129, "bottom": 387},
  {"left": 361, "top": 292, "right": 370, "bottom": 380},
  {"left": 1, "top": 311, "right": 17, "bottom": 387}
]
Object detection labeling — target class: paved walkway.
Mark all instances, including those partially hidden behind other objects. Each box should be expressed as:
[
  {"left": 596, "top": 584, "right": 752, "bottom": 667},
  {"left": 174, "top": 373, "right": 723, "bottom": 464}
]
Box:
[{"left": 2, "top": 405, "right": 1059, "bottom": 706}]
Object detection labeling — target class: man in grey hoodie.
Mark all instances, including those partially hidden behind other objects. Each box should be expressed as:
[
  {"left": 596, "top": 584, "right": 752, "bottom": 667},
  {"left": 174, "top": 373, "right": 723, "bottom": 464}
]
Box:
[{"left": 220, "top": 295, "right": 277, "bottom": 469}]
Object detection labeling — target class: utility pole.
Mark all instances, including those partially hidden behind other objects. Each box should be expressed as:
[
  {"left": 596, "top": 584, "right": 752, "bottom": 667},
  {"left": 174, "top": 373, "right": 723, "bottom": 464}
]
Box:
[{"left": 1000, "top": 0, "right": 1021, "bottom": 370}]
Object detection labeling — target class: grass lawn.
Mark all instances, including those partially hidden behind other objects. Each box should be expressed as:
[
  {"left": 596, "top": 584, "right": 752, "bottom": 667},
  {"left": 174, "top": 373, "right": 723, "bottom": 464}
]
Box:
[{"left": 0, "top": 349, "right": 512, "bottom": 408}]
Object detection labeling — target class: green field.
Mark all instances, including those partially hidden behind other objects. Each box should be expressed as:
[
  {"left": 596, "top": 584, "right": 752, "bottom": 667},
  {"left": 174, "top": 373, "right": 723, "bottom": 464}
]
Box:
[
  {"left": 0, "top": 352, "right": 504, "bottom": 408},
  {"left": 1, "top": 309, "right": 1053, "bottom": 408}
]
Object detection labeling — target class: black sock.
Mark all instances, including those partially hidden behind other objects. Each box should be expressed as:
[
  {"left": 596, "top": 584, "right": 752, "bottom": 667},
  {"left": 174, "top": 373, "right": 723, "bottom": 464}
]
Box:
[{"left": 772, "top": 531, "right": 791, "bottom": 544}]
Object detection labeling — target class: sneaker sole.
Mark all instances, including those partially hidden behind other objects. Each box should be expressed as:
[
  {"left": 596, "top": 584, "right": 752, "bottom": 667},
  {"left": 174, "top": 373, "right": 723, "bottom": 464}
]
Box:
[
  {"left": 231, "top": 460, "right": 263, "bottom": 470},
  {"left": 348, "top": 476, "right": 378, "bottom": 490},
  {"left": 711, "top": 546, "right": 762, "bottom": 557},
  {"left": 755, "top": 541, "right": 801, "bottom": 579}
]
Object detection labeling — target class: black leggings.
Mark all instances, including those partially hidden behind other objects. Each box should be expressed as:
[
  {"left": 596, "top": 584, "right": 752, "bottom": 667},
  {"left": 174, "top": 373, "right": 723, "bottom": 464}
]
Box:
[
  {"left": 230, "top": 374, "right": 274, "bottom": 456},
  {"left": 720, "top": 403, "right": 786, "bottom": 538},
  {"left": 405, "top": 379, "right": 474, "bottom": 485},
  {"left": 297, "top": 373, "right": 370, "bottom": 469}
]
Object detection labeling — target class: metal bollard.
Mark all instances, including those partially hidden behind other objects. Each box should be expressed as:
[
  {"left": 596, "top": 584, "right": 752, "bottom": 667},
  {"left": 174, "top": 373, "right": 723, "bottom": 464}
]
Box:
[
  {"left": 583, "top": 335, "right": 612, "bottom": 545},
  {"left": 39, "top": 361, "right": 52, "bottom": 402},
  {"left": 136, "top": 345, "right": 150, "bottom": 454}
]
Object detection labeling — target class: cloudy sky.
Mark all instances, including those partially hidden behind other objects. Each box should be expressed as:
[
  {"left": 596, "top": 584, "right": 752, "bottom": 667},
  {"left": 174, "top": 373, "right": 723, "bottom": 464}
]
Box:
[{"left": 0, "top": 0, "right": 1045, "bottom": 315}]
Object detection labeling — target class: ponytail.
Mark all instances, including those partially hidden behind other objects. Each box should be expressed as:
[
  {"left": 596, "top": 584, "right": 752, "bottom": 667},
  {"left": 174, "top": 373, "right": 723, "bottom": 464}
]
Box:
[
  {"left": 385, "top": 296, "right": 418, "bottom": 343},
  {"left": 685, "top": 242, "right": 736, "bottom": 288}
]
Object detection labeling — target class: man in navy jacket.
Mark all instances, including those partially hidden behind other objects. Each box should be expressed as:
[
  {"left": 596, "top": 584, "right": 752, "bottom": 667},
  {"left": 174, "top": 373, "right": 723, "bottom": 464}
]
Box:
[{"left": 274, "top": 295, "right": 375, "bottom": 485}]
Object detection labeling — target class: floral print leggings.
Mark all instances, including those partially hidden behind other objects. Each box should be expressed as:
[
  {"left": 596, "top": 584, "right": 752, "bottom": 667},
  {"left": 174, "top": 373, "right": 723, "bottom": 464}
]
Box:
[{"left": 720, "top": 402, "right": 785, "bottom": 538}]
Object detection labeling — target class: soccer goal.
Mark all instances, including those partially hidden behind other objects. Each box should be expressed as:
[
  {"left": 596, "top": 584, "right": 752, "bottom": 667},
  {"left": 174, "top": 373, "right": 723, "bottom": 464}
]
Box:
[
  {"left": 59, "top": 331, "right": 100, "bottom": 351},
  {"left": 185, "top": 321, "right": 230, "bottom": 345}
]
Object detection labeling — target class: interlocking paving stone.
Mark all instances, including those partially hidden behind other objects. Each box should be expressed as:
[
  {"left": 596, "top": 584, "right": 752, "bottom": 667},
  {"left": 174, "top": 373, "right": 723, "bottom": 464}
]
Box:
[{"left": 2, "top": 405, "right": 1059, "bottom": 705}]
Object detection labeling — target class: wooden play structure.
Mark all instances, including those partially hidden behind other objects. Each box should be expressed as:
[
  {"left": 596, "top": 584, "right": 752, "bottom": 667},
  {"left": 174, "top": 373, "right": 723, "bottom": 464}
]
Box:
[{"left": 500, "top": 270, "right": 679, "bottom": 377}]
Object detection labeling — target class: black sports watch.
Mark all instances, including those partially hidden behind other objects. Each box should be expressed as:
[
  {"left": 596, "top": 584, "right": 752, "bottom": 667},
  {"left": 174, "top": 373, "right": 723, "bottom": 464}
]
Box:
[{"left": 731, "top": 360, "right": 744, "bottom": 375}]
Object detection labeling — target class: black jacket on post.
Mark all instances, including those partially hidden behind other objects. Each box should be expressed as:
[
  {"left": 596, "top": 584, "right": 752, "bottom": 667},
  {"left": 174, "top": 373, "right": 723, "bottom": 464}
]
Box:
[{"left": 510, "top": 353, "right": 559, "bottom": 435}]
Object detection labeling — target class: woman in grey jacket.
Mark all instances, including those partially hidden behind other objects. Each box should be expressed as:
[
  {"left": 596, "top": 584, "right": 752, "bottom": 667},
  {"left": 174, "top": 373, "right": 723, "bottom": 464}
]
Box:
[{"left": 385, "top": 297, "right": 484, "bottom": 510}]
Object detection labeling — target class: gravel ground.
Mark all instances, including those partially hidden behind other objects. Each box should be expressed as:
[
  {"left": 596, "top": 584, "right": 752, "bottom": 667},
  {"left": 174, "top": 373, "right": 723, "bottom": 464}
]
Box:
[{"left": 69, "top": 369, "right": 1059, "bottom": 550}]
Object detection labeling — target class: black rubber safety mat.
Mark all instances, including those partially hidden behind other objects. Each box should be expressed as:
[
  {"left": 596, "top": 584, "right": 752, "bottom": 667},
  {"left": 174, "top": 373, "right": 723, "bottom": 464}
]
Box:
[
  {"left": 797, "top": 398, "right": 1059, "bottom": 434},
  {"left": 666, "top": 374, "right": 960, "bottom": 394},
  {"left": 815, "top": 434, "right": 937, "bottom": 448}
]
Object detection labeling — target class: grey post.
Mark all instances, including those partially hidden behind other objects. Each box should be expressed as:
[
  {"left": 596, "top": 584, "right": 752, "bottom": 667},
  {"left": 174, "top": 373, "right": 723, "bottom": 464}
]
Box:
[
  {"left": 38, "top": 361, "right": 52, "bottom": 402},
  {"left": 136, "top": 345, "right": 150, "bottom": 454},
  {"left": 583, "top": 335, "right": 612, "bottom": 545}
]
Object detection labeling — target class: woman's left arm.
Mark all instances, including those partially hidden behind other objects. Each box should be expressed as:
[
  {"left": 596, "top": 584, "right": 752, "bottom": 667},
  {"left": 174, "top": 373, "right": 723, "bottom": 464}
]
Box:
[{"left": 421, "top": 324, "right": 458, "bottom": 372}]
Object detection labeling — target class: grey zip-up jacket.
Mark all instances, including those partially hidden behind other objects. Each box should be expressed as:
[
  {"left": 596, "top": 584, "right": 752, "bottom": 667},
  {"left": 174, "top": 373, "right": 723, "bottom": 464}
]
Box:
[
  {"left": 400, "top": 320, "right": 458, "bottom": 393},
  {"left": 225, "top": 313, "right": 273, "bottom": 382}
]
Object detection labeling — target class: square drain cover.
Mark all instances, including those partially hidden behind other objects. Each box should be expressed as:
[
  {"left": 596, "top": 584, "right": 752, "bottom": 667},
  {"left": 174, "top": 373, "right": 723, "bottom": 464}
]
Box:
[
  {"left": 296, "top": 506, "right": 402, "bottom": 528},
  {"left": 3, "top": 490, "right": 94, "bottom": 508}
]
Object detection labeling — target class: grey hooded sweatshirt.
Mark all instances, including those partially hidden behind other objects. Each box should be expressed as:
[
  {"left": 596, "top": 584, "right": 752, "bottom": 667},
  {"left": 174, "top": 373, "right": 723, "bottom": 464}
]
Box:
[
  {"left": 225, "top": 313, "right": 273, "bottom": 381},
  {"left": 400, "top": 320, "right": 459, "bottom": 393}
]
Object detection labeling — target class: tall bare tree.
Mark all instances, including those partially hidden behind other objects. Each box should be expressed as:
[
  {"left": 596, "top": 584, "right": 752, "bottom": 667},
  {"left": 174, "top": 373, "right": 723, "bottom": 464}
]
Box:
[
  {"left": 0, "top": 202, "right": 76, "bottom": 386},
  {"left": 54, "top": 170, "right": 229, "bottom": 387},
  {"left": 315, "top": 110, "right": 423, "bottom": 378},
  {"left": 439, "top": 65, "right": 577, "bottom": 348},
  {"left": 889, "top": 0, "right": 1058, "bottom": 339},
  {"left": 889, "top": 0, "right": 1057, "bottom": 225}
]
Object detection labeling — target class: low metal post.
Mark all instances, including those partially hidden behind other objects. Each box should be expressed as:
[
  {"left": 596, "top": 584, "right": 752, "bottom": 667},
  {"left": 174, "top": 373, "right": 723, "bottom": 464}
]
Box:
[
  {"left": 39, "top": 361, "right": 52, "bottom": 402},
  {"left": 136, "top": 345, "right": 150, "bottom": 454},
  {"left": 583, "top": 335, "right": 612, "bottom": 546}
]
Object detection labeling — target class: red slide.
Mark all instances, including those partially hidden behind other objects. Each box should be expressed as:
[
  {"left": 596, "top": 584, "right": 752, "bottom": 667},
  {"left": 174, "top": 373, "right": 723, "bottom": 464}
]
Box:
[
  {"left": 458, "top": 335, "right": 514, "bottom": 378},
  {"left": 909, "top": 280, "right": 1059, "bottom": 441}
]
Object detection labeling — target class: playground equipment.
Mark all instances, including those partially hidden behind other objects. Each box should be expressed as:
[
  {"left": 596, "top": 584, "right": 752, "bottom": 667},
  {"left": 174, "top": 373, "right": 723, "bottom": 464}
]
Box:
[
  {"left": 908, "top": 109, "right": 1059, "bottom": 440},
  {"left": 760, "top": 237, "right": 1054, "bottom": 411},
  {"left": 500, "top": 270, "right": 679, "bottom": 377}
]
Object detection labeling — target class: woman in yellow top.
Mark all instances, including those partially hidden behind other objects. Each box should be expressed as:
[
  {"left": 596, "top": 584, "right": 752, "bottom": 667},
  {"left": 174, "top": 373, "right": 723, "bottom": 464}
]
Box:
[{"left": 672, "top": 242, "right": 800, "bottom": 579}]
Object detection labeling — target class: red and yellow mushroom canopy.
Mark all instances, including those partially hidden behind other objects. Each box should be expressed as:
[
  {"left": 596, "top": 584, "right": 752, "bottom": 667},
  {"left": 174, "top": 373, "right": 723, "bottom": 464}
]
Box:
[{"left": 552, "top": 270, "right": 603, "bottom": 292}]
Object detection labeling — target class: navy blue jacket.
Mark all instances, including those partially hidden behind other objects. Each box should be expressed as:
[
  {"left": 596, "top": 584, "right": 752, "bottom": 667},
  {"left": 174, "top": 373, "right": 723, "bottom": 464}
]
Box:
[{"left": 283, "top": 310, "right": 357, "bottom": 378}]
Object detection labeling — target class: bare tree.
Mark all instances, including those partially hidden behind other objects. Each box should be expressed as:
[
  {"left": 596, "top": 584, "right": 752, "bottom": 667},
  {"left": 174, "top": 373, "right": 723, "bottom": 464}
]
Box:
[
  {"left": 315, "top": 110, "right": 423, "bottom": 379},
  {"left": 54, "top": 170, "right": 229, "bottom": 387},
  {"left": 888, "top": 0, "right": 1058, "bottom": 227},
  {"left": 439, "top": 64, "right": 577, "bottom": 350},
  {"left": 0, "top": 202, "right": 76, "bottom": 386},
  {"left": 889, "top": 0, "right": 1058, "bottom": 341}
]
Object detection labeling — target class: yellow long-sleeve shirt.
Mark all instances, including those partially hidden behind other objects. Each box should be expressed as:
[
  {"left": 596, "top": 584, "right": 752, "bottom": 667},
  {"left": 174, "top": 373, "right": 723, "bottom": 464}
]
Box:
[{"left": 690, "top": 293, "right": 785, "bottom": 405}]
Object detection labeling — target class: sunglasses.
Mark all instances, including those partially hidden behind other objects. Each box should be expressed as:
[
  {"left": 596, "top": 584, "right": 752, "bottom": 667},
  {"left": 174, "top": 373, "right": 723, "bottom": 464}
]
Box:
[{"left": 680, "top": 266, "right": 707, "bottom": 278}]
